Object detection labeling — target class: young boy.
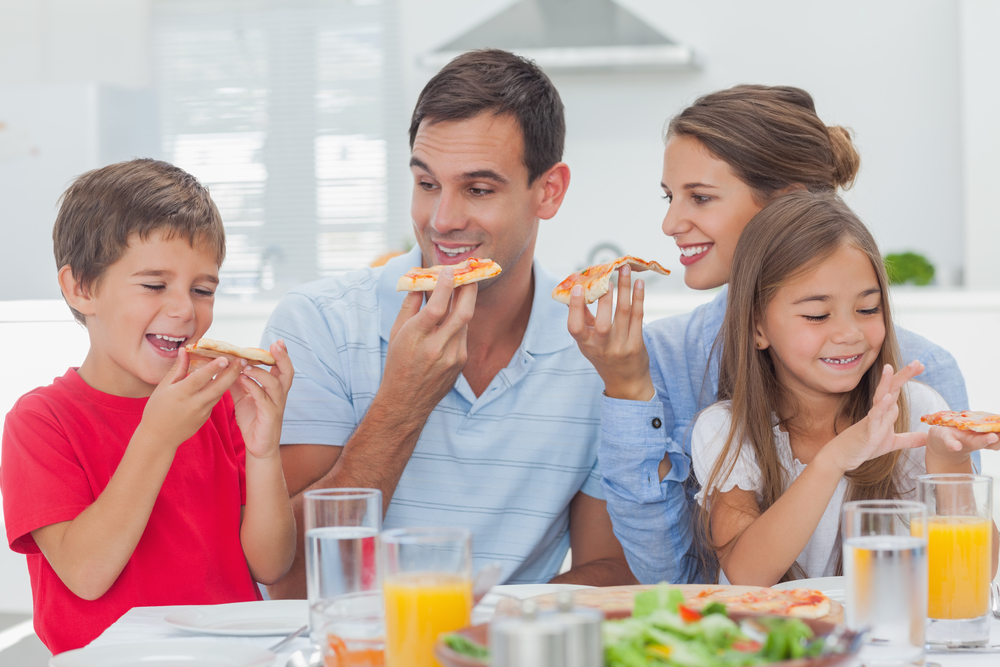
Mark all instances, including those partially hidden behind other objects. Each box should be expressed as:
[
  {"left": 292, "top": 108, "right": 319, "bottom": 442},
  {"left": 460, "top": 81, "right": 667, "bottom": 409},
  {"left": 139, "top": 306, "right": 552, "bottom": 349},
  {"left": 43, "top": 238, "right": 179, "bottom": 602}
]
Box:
[{"left": 0, "top": 159, "right": 296, "bottom": 654}]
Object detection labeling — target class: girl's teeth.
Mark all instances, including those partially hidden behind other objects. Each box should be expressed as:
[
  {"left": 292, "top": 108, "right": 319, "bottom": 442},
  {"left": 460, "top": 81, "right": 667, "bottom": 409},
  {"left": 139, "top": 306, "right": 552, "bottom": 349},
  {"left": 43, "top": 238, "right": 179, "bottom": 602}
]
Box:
[
  {"left": 680, "top": 245, "right": 710, "bottom": 257},
  {"left": 823, "top": 355, "right": 860, "bottom": 365},
  {"left": 155, "top": 334, "right": 186, "bottom": 342}
]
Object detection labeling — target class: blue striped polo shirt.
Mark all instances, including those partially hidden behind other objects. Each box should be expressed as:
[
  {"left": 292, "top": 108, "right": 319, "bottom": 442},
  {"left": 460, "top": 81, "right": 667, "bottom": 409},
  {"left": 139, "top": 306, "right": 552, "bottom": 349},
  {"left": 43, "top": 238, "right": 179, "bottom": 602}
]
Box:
[{"left": 261, "top": 248, "right": 604, "bottom": 584}]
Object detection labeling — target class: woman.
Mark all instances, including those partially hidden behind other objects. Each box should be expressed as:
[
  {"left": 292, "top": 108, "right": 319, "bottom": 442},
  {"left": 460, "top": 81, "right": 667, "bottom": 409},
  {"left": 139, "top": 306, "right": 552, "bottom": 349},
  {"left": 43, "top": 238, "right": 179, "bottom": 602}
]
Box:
[{"left": 565, "top": 85, "right": 971, "bottom": 584}]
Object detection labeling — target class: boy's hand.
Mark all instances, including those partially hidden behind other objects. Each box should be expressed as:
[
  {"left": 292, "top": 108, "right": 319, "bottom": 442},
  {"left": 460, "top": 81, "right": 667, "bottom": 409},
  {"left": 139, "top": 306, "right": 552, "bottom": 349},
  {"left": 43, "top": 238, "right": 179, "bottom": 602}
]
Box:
[
  {"left": 231, "top": 340, "right": 295, "bottom": 459},
  {"left": 139, "top": 349, "right": 244, "bottom": 450}
]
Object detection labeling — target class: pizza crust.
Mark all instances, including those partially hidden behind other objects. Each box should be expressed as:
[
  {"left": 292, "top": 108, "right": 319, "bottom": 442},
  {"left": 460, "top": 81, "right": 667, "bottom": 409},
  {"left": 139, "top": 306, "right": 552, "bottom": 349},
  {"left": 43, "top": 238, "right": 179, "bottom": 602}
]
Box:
[
  {"left": 552, "top": 255, "right": 670, "bottom": 305},
  {"left": 396, "top": 257, "right": 502, "bottom": 292},
  {"left": 496, "top": 584, "right": 840, "bottom": 623},
  {"left": 921, "top": 410, "right": 1000, "bottom": 432},
  {"left": 185, "top": 338, "right": 276, "bottom": 366}
]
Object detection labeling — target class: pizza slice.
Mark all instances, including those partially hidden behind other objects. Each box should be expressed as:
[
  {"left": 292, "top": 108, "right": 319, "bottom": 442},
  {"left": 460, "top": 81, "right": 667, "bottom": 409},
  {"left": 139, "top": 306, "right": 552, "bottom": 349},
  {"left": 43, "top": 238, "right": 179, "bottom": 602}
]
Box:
[
  {"left": 185, "top": 338, "right": 276, "bottom": 369},
  {"left": 552, "top": 255, "right": 670, "bottom": 305},
  {"left": 395, "top": 257, "right": 502, "bottom": 292},
  {"left": 921, "top": 410, "right": 1000, "bottom": 432}
]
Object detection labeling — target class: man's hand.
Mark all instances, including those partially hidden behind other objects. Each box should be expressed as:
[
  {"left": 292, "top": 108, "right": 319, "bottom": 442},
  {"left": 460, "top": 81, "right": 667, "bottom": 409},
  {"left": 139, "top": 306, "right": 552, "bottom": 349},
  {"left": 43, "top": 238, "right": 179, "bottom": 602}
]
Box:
[
  {"left": 138, "top": 349, "right": 244, "bottom": 450},
  {"left": 231, "top": 340, "right": 295, "bottom": 459},
  {"left": 381, "top": 267, "right": 478, "bottom": 415},
  {"left": 566, "top": 265, "right": 654, "bottom": 401}
]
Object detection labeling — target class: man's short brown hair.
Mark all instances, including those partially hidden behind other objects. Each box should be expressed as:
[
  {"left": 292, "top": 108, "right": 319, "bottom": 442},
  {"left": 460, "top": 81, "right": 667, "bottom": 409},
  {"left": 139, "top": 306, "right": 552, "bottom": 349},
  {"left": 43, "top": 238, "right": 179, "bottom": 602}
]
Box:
[
  {"left": 408, "top": 49, "right": 565, "bottom": 185},
  {"left": 53, "top": 158, "right": 226, "bottom": 324}
]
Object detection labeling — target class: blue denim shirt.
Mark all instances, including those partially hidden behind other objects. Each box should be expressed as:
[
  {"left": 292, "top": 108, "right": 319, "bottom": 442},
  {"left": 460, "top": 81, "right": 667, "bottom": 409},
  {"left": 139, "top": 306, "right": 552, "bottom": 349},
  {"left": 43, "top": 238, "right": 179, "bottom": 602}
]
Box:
[{"left": 599, "top": 285, "right": 972, "bottom": 585}]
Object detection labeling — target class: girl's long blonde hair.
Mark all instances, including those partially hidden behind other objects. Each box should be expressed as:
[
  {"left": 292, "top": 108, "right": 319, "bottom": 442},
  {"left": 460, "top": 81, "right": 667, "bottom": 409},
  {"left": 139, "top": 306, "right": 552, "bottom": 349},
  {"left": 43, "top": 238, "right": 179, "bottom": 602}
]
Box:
[{"left": 701, "top": 191, "right": 908, "bottom": 582}]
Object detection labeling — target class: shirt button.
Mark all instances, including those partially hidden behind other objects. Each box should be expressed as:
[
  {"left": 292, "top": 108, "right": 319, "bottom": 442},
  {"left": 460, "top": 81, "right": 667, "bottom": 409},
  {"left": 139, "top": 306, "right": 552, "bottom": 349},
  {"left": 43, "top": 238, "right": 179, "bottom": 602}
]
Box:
[{"left": 652, "top": 418, "right": 662, "bottom": 429}]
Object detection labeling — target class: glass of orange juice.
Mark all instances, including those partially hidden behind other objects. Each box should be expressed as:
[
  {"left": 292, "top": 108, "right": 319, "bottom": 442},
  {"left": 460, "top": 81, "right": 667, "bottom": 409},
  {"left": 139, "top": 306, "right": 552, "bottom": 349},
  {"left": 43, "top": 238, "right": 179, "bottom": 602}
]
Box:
[
  {"left": 918, "top": 473, "right": 993, "bottom": 647},
  {"left": 381, "top": 527, "right": 473, "bottom": 667}
]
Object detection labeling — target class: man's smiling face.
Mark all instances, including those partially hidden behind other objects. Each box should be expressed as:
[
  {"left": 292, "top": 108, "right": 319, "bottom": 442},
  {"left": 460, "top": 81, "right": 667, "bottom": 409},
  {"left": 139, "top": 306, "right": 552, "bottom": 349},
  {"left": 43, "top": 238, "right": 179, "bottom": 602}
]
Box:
[{"left": 409, "top": 112, "right": 545, "bottom": 293}]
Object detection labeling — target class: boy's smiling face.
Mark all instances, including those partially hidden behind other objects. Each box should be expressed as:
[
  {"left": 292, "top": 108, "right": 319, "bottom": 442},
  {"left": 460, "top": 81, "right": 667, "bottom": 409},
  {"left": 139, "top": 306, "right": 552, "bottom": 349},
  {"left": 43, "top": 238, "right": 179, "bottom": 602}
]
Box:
[{"left": 73, "top": 231, "right": 220, "bottom": 398}]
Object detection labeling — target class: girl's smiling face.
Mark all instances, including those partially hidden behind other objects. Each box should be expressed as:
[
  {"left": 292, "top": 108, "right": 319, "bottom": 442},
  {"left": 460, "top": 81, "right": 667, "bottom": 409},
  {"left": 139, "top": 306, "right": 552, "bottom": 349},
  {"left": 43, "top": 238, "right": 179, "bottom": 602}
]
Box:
[
  {"left": 660, "top": 135, "right": 766, "bottom": 290},
  {"left": 756, "top": 244, "right": 886, "bottom": 405}
]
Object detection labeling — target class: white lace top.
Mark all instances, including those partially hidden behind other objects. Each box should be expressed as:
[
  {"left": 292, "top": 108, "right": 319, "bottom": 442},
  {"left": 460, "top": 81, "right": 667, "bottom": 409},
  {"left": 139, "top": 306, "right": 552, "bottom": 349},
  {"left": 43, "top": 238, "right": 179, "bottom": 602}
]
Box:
[{"left": 691, "top": 382, "right": 946, "bottom": 579}]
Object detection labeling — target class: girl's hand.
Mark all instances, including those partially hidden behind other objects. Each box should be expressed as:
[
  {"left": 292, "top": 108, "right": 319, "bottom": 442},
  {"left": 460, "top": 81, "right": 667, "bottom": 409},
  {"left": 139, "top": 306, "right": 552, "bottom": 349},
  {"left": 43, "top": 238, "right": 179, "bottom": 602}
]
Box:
[
  {"left": 566, "top": 265, "right": 655, "bottom": 401},
  {"left": 231, "top": 340, "right": 295, "bottom": 459},
  {"left": 827, "top": 361, "right": 927, "bottom": 472},
  {"left": 926, "top": 425, "right": 1000, "bottom": 469}
]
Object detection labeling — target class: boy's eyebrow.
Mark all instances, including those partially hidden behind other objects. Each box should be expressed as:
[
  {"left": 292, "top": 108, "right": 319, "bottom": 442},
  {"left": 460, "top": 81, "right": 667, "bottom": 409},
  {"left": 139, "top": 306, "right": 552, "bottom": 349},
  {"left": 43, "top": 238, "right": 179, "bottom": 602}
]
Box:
[{"left": 132, "top": 269, "right": 220, "bottom": 284}]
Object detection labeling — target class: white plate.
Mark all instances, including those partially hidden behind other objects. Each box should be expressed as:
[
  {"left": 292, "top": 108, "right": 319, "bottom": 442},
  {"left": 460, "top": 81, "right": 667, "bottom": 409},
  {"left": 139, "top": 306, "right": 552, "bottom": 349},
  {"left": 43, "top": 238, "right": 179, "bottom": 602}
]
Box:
[
  {"left": 471, "top": 583, "right": 594, "bottom": 624},
  {"left": 164, "top": 599, "right": 308, "bottom": 636},
  {"left": 50, "top": 640, "right": 275, "bottom": 667},
  {"left": 772, "top": 576, "right": 846, "bottom": 603}
]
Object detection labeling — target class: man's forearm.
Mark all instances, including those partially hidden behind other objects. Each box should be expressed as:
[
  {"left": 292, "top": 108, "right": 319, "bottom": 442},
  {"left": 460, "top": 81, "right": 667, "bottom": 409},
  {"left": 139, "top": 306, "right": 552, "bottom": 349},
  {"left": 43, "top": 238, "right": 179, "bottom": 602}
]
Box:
[
  {"left": 549, "top": 557, "right": 638, "bottom": 587},
  {"left": 316, "top": 395, "right": 430, "bottom": 514}
]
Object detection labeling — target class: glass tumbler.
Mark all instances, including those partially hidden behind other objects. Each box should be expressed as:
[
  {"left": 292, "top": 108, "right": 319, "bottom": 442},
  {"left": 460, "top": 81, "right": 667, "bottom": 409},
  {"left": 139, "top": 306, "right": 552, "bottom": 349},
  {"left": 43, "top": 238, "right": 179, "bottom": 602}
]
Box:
[
  {"left": 381, "top": 527, "right": 472, "bottom": 667},
  {"left": 304, "top": 488, "right": 382, "bottom": 647},
  {"left": 918, "top": 473, "right": 993, "bottom": 647},
  {"left": 842, "top": 499, "right": 928, "bottom": 666}
]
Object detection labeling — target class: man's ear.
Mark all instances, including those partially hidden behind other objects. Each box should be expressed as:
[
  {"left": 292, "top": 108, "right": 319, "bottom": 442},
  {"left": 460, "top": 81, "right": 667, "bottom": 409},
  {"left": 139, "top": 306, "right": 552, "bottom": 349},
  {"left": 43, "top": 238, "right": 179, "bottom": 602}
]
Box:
[
  {"left": 58, "top": 265, "right": 96, "bottom": 317},
  {"left": 535, "top": 162, "right": 571, "bottom": 221}
]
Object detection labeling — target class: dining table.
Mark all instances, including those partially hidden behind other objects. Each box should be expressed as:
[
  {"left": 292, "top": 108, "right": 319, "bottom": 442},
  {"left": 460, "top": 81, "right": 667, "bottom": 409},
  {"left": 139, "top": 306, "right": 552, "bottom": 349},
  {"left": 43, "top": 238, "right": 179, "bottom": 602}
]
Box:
[{"left": 75, "top": 586, "right": 1000, "bottom": 667}]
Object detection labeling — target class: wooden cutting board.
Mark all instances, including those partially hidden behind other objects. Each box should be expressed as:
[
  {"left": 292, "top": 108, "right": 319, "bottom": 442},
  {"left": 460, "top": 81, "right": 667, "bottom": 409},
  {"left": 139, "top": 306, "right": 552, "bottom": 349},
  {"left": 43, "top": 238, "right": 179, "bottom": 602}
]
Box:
[{"left": 495, "top": 584, "right": 844, "bottom": 624}]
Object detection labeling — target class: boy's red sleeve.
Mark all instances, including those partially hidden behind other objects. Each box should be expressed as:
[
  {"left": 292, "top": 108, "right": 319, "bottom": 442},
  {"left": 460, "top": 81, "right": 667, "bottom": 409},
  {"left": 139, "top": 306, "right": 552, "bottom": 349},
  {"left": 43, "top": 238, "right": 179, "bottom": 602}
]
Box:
[{"left": 2, "top": 401, "right": 94, "bottom": 554}]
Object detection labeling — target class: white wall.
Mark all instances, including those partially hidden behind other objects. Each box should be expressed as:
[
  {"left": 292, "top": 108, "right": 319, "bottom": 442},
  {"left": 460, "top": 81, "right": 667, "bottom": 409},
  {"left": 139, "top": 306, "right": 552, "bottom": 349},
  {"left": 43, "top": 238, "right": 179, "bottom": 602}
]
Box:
[{"left": 397, "top": 0, "right": 969, "bottom": 289}]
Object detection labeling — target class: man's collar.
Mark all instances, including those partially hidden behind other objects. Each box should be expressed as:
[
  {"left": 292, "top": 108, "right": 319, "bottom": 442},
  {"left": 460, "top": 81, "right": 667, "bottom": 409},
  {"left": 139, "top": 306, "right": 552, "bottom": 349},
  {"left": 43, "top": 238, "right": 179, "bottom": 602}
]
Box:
[{"left": 376, "top": 247, "right": 575, "bottom": 356}]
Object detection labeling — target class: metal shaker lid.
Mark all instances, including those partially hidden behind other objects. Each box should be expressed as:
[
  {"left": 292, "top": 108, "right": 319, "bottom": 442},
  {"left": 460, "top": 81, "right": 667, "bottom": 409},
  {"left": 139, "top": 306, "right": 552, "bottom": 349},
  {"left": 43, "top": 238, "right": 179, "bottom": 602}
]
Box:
[{"left": 490, "top": 600, "right": 567, "bottom": 667}]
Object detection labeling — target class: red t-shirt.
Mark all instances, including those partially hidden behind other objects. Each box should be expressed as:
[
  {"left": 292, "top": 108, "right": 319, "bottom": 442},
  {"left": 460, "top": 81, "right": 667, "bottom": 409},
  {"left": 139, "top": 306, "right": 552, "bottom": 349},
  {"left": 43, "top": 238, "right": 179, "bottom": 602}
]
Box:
[{"left": 1, "top": 369, "right": 261, "bottom": 654}]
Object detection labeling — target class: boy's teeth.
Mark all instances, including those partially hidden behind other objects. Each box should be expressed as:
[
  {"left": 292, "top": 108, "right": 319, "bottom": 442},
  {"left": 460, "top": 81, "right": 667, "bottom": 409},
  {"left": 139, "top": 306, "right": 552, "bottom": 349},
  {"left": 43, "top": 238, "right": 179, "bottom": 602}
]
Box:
[{"left": 680, "top": 245, "right": 710, "bottom": 257}]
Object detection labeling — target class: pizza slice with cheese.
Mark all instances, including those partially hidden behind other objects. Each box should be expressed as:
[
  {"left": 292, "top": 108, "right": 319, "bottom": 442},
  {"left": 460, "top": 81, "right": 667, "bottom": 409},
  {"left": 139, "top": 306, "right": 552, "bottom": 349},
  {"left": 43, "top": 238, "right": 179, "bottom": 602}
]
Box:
[
  {"left": 395, "top": 257, "right": 502, "bottom": 292},
  {"left": 552, "top": 255, "right": 670, "bottom": 305},
  {"left": 921, "top": 410, "right": 1000, "bottom": 432},
  {"left": 185, "top": 338, "right": 276, "bottom": 370}
]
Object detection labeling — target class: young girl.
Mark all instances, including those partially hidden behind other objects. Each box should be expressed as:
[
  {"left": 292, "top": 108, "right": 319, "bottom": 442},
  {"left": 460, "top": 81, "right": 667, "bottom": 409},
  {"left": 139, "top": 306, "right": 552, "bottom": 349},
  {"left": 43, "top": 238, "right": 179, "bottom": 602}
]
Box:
[
  {"left": 691, "top": 191, "right": 998, "bottom": 584},
  {"left": 565, "top": 84, "right": 973, "bottom": 584}
]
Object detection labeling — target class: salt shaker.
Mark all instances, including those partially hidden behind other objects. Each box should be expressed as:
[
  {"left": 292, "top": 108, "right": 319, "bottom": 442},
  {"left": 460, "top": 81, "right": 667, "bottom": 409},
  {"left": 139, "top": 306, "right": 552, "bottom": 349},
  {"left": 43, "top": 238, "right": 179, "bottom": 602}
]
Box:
[
  {"left": 490, "top": 600, "right": 567, "bottom": 667},
  {"left": 548, "top": 592, "right": 603, "bottom": 667}
]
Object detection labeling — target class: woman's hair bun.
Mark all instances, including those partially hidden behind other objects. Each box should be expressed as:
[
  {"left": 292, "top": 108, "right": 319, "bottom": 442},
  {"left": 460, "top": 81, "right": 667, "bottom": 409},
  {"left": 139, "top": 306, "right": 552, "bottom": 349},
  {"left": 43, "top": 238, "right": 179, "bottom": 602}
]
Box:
[{"left": 827, "top": 125, "right": 860, "bottom": 191}]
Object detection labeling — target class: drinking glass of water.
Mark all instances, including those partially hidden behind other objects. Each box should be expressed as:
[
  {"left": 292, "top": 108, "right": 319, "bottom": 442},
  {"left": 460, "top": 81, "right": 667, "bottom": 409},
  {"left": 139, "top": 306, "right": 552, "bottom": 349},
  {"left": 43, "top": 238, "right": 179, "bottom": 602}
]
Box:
[
  {"left": 304, "top": 488, "right": 383, "bottom": 648},
  {"left": 842, "top": 499, "right": 927, "bottom": 667}
]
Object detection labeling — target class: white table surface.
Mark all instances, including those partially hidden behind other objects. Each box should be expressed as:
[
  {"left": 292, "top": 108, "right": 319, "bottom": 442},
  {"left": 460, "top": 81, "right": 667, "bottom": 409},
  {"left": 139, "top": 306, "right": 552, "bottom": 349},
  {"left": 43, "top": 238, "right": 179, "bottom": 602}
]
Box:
[{"left": 85, "top": 596, "right": 1000, "bottom": 667}]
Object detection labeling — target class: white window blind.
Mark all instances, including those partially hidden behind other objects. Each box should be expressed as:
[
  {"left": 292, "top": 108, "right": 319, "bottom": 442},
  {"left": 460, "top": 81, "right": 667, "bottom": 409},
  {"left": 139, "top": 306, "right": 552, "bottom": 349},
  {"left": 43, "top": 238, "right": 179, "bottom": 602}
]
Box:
[{"left": 153, "top": 0, "right": 407, "bottom": 299}]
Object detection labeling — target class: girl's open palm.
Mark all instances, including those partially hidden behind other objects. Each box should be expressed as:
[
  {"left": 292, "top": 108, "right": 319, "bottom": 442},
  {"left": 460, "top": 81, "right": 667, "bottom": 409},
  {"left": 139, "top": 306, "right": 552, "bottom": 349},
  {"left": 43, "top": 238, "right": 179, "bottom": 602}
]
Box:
[
  {"left": 830, "top": 361, "right": 928, "bottom": 472},
  {"left": 231, "top": 340, "right": 294, "bottom": 459}
]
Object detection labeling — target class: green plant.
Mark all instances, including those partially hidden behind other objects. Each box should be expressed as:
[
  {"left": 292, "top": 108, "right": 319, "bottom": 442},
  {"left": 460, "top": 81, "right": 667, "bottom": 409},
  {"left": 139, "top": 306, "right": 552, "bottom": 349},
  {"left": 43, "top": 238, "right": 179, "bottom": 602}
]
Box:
[{"left": 885, "top": 252, "right": 935, "bottom": 286}]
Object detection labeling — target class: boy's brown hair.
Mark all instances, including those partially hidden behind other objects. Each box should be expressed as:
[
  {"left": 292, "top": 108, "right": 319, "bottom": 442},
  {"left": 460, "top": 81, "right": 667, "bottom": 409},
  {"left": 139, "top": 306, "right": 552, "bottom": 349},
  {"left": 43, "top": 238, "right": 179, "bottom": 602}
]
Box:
[{"left": 53, "top": 158, "right": 226, "bottom": 324}]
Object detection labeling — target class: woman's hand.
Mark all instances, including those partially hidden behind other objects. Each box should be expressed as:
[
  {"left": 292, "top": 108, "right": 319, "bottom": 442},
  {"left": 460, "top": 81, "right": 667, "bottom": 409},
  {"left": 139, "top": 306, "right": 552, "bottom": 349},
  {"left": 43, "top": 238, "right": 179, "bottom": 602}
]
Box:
[
  {"left": 823, "top": 361, "right": 927, "bottom": 472},
  {"left": 566, "top": 265, "right": 655, "bottom": 401}
]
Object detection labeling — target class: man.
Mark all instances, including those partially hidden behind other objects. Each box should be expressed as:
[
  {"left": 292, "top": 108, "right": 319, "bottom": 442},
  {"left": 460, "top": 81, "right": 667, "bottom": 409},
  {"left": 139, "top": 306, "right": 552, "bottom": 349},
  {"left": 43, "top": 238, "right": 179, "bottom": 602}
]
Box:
[{"left": 263, "top": 49, "right": 637, "bottom": 597}]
